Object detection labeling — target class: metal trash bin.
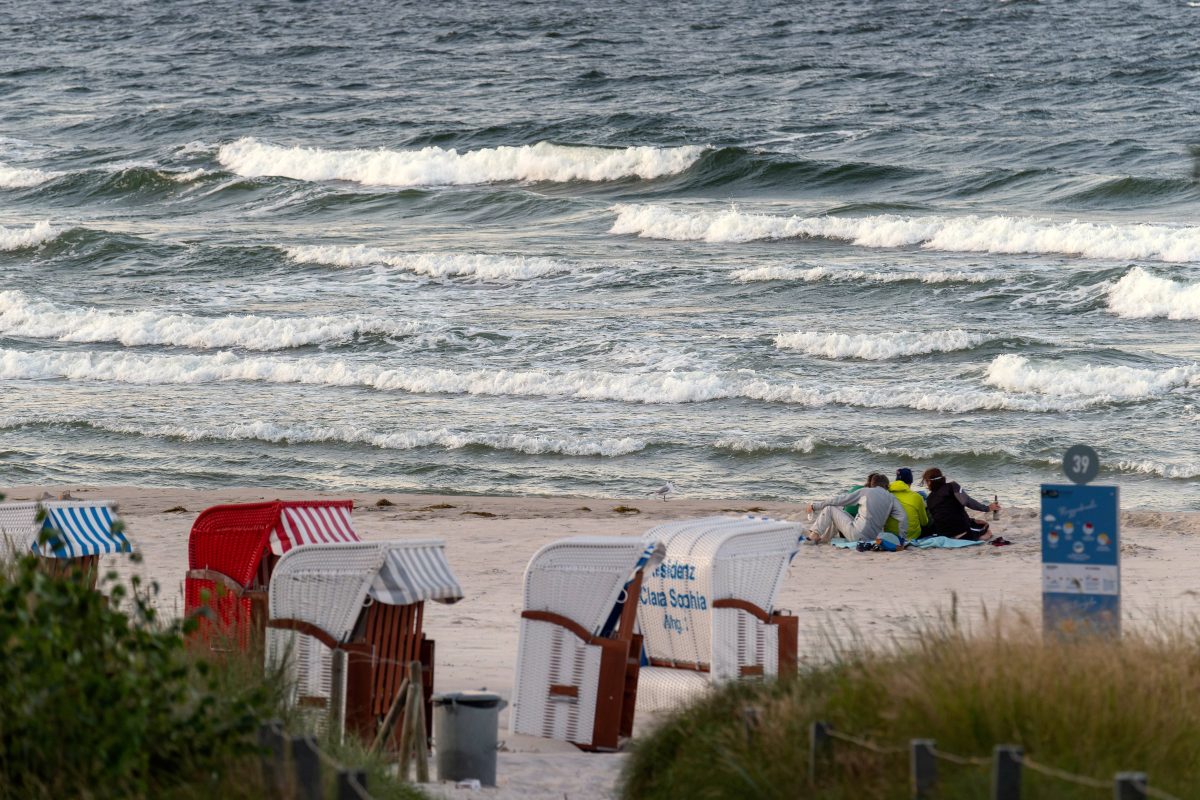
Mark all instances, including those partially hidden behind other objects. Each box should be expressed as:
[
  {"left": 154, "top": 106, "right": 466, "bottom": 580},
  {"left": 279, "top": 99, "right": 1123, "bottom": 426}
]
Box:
[{"left": 432, "top": 691, "right": 507, "bottom": 787}]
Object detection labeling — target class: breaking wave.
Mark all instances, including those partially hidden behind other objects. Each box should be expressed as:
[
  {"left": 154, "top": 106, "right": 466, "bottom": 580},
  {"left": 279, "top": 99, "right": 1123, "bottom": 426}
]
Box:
[
  {"left": 985, "top": 354, "right": 1199, "bottom": 399},
  {"left": 0, "top": 221, "right": 59, "bottom": 251},
  {"left": 731, "top": 265, "right": 996, "bottom": 284},
  {"left": 775, "top": 329, "right": 990, "bottom": 360},
  {"left": 714, "top": 435, "right": 817, "bottom": 453},
  {"left": 2, "top": 417, "right": 646, "bottom": 457},
  {"left": 611, "top": 204, "right": 1200, "bottom": 262},
  {"left": 283, "top": 244, "right": 570, "bottom": 281},
  {"left": 0, "top": 348, "right": 1109, "bottom": 413},
  {"left": 1106, "top": 267, "right": 1200, "bottom": 320},
  {"left": 0, "top": 290, "right": 425, "bottom": 350},
  {"left": 218, "top": 137, "right": 706, "bottom": 187},
  {"left": 0, "top": 163, "right": 59, "bottom": 188}
]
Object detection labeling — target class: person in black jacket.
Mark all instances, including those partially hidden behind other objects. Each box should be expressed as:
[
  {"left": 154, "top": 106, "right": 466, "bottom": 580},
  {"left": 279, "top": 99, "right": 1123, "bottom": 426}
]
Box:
[{"left": 920, "top": 467, "right": 1001, "bottom": 540}]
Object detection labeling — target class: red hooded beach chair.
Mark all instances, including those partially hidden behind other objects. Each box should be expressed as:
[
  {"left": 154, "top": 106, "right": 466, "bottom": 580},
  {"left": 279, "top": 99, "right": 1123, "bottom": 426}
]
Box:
[{"left": 185, "top": 500, "right": 359, "bottom": 650}]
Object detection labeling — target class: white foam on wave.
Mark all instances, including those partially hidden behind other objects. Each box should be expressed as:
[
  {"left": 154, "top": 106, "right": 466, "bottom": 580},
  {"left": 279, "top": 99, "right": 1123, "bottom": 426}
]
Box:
[
  {"left": 732, "top": 265, "right": 996, "bottom": 284},
  {"left": 1114, "top": 459, "right": 1200, "bottom": 479},
  {"left": 985, "top": 354, "right": 1199, "bottom": 399},
  {"left": 1106, "top": 267, "right": 1200, "bottom": 320},
  {"left": 5, "top": 416, "right": 646, "bottom": 458},
  {"left": 0, "top": 347, "right": 1110, "bottom": 413},
  {"left": 612, "top": 204, "right": 1200, "bottom": 262},
  {"left": 0, "top": 290, "right": 425, "bottom": 350},
  {"left": 0, "top": 163, "right": 59, "bottom": 188},
  {"left": 775, "top": 329, "right": 989, "bottom": 360},
  {"left": 283, "top": 244, "right": 569, "bottom": 281},
  {"left": 714, "top": 435, "right": 817, "bottom": 453},
  {"left": 0, "top": 221, "right": 58, "bottom": 251},
  {"left": 218, "top": 137, "right": 706, "bottom": 187}
]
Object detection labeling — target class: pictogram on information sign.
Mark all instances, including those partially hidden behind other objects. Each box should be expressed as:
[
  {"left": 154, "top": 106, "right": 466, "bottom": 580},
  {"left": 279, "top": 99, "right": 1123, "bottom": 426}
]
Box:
[{"left": 1041, "top": 483, "right": 1120, "bottom": 636}]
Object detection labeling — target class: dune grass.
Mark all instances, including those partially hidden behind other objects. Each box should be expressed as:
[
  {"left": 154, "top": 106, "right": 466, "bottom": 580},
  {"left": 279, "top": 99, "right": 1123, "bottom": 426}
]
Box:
[{"left": 621, "top": 612, "right": 1200, "bottom": 799}]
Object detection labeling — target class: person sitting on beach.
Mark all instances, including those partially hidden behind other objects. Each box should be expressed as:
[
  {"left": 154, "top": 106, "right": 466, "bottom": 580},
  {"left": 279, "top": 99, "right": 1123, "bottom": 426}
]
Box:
[
  {"left": 920, "top": 467, "right": 1000, "bottom": 540},
  {"left": 884, "top": 467, "right": 929, "bottom": 541},
  {"left": 806, "top": 473, "right": 908, "bottom": 544}
]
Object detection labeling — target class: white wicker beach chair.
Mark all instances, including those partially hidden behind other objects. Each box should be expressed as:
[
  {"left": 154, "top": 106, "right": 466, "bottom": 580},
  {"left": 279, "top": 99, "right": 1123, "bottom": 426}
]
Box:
[
  {"left": 510, "top": 536, "right": 665, "bottom": 752},
  {"left": 265, "top": 540, "right": 463, "bottom": 744},
  {"left": 635, "top": 516, "right": 801, "bottom": 712}
]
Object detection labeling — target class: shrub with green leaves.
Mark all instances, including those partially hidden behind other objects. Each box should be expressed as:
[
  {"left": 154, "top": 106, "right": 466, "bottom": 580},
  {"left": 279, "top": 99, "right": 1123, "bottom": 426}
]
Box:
[{"left": 0, "top": 553, "right": 277, "bottom": 799}]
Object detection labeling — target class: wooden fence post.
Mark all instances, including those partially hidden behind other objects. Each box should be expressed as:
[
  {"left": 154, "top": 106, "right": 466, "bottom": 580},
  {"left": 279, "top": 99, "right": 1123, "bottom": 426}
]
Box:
[
  {"left": 809, "top": 721, "right": 832, "bottom": 785},
  {"left": 329, "top": 649, "right": 347, "bottom": 744},
  {"left": 910, "top": 739, "right": 937, "bottom": 800},
  {"left": 336, "top": 769, "right": 368, "bottom": 800},
  {"left": 1113, "top": 772, "right": 1148, "bottom": 800},
  {"left": 291, "top": 735, "right": 324, "bottom": 800},
  {"left": 258, "top": 721, "right": 287, "bottom": 799},
  {"left": 991, "top": 745, "right": 1022, "bottom": 800}
]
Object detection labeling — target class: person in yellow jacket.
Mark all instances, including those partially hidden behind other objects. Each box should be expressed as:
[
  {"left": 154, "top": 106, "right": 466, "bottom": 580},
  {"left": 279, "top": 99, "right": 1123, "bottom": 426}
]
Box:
[{"left": 884, "top": 468, "right": 928, "bottom": 540}]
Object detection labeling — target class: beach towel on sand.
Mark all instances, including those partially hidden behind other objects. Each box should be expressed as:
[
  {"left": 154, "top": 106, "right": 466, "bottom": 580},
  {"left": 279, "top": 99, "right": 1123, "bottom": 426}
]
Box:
[{"left": 832, "top": 535, "right": 985, "bottom": 550}]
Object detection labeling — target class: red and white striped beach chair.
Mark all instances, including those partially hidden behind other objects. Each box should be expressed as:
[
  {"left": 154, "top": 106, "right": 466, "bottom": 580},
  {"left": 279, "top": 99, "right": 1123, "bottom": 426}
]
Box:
[{"left": 185, "top": 500, "right": 359, "bottom": 650}]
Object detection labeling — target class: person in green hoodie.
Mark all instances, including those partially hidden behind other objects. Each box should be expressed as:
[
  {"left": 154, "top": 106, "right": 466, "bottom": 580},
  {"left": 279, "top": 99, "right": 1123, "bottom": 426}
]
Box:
[{"left": 884, "top": 467, "right": 929, "bottom": 540}]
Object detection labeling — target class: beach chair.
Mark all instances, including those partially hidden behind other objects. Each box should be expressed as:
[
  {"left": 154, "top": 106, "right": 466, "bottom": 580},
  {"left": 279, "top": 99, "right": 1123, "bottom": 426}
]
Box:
[
  {"left": 634, "top": 517, "right": 801, "bottom": 712},
  {"left": 510, "top": 536, "right": 665, "bottom": 752},
  {"left": 0, "top": 500, "right": 132, "bottom": 587},
  {"left": 265, "top": 540, "right": 463, "bottom": 745},
  {"left": 185, "top": 500, "right": 359, "bottom": 650}
]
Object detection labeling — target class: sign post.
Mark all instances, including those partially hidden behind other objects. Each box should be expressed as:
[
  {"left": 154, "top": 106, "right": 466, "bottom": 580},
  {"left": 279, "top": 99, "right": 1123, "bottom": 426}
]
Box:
[{"left": 1042, "top": 446, "right": 1120, "bottom": 636}]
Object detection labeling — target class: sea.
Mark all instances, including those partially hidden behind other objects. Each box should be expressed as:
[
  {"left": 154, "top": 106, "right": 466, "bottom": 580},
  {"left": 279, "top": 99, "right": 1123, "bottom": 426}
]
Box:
[{"left": 2, "top": 0, "right": 1199, "bottom": 508}]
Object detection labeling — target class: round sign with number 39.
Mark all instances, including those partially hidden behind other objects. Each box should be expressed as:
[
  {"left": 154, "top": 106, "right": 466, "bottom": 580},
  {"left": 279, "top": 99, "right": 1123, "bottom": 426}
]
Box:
[{"left": 1063, "top": 444, "right": 1100, "bottom": 485}]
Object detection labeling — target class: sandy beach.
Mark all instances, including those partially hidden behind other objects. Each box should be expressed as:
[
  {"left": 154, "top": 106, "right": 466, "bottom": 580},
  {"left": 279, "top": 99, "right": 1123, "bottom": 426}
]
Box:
[{"left": 8, "top": 484, "right": 1200, "bottom": 799}]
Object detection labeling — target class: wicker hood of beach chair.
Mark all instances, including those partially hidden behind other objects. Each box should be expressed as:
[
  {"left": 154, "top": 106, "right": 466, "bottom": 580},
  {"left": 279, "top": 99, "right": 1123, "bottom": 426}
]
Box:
[
  {"left": 184, "top": 500, "right": 360, "bottom": 651},
  {"left": 265, "top": 540, "right": 463, "bottom": 746},
  {"left": 634, "top": 516, "right": 802, "bottom": 713},
  {"left": 510, "top": 536, "right": 666, "bottom": 752}
]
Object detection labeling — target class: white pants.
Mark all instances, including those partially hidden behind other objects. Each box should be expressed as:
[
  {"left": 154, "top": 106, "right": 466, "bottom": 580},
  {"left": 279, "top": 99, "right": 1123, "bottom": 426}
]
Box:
[{"left": 810, "top": 506, "right": 868, "bottom": 544}]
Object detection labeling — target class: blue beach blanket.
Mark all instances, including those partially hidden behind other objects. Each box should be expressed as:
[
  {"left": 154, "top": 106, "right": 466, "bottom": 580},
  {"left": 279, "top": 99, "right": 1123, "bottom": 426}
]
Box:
[{"left": 832, "top": 536, "right": 985, "bottom": 550}]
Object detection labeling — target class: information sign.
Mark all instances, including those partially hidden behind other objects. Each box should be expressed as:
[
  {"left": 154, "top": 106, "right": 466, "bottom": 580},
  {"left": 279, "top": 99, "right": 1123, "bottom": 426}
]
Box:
[{"left": 1041, "top": 483, "right": 1120, "bottom": 636}]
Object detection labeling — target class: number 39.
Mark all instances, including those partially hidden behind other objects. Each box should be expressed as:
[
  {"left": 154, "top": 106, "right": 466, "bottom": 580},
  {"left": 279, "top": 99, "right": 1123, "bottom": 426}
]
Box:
[{"left": 1072, "top": 455, "right": 1090, "bottom": 473}]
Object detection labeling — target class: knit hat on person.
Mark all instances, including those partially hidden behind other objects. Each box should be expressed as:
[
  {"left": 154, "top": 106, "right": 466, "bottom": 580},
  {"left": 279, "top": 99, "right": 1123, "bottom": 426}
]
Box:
[{"left": 896, "top": 468, "right": 914, "bottom": 485}]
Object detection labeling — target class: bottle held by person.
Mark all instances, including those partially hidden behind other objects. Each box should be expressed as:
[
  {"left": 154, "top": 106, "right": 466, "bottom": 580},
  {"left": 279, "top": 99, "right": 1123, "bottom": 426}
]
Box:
[{"left": 992, "top": 494, "right": 1000, "bottom": 521}]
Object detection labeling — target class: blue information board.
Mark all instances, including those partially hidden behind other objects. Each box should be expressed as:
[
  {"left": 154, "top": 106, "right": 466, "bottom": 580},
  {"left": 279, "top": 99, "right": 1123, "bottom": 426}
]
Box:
[{"left": 1041, "top": 484, "right": 1120, "bottom": 635}]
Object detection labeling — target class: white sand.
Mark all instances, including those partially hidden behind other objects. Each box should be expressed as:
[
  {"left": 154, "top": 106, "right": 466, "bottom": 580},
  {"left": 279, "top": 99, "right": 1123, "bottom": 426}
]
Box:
[{"left": 8, "top": 484, "right": 1200, "bottom": 799}]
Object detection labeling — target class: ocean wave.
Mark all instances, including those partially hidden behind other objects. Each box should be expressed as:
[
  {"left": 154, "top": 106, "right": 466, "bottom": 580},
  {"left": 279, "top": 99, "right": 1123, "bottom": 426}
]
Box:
[
  {"left": 0, "top": 163, "right": 59, "bottom": 188},
  {"left": 283, "top": 244, "right": 570, "bottom": 281},
  {"left": 1106, "top": 267, "right": 1200, "bottom": 320},
  {"left": 0, "top": 290, "right": 426, "bottom": 350},
  {"left": 714, "top": 435, "right": 817, "bottom": 453},
  {"left": 0, "top": 348, "right": 1105, "bottom": 413},
  {"left": 218, "top": 137, "right": 706, "bottom": 187},
  {"left": 611, "top": 204, "right": 1200, "bottom": 262},
  {"left": 1113, "top": 458, "right": 1200, "bottom": 480},
  {"left": 731, "top": 265, "right": 996, "bottom": 284},
  {"left": 984, "top": 354, "right": 1199, "bottom": 399},
  {"left": 0, "top": 221, "right": 59, "bottom": 251},
  {"left": 0, "top": 416, "right": 646, "bottom": 457},
  {"left": 775, "top": 329, "right": 989, "bottom": 360}
]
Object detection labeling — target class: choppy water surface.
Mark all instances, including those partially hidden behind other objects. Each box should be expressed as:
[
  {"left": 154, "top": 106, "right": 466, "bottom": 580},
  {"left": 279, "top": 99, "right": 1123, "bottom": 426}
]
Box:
[{"left": 2, "top": 1, "right": 1199, "bottom": 507}]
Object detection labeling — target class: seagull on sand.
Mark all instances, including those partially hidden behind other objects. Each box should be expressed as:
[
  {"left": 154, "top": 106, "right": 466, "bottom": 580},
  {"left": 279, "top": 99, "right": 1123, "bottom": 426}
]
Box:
[{"left": 653, "top": 481, "right": 678, "bottom": 501}]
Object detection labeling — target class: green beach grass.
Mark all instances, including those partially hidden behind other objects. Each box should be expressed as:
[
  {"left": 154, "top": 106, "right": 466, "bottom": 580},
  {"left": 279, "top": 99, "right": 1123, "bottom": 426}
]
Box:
[{"left": 621, "top": 611, "right": 1200, "bottom": 799}]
